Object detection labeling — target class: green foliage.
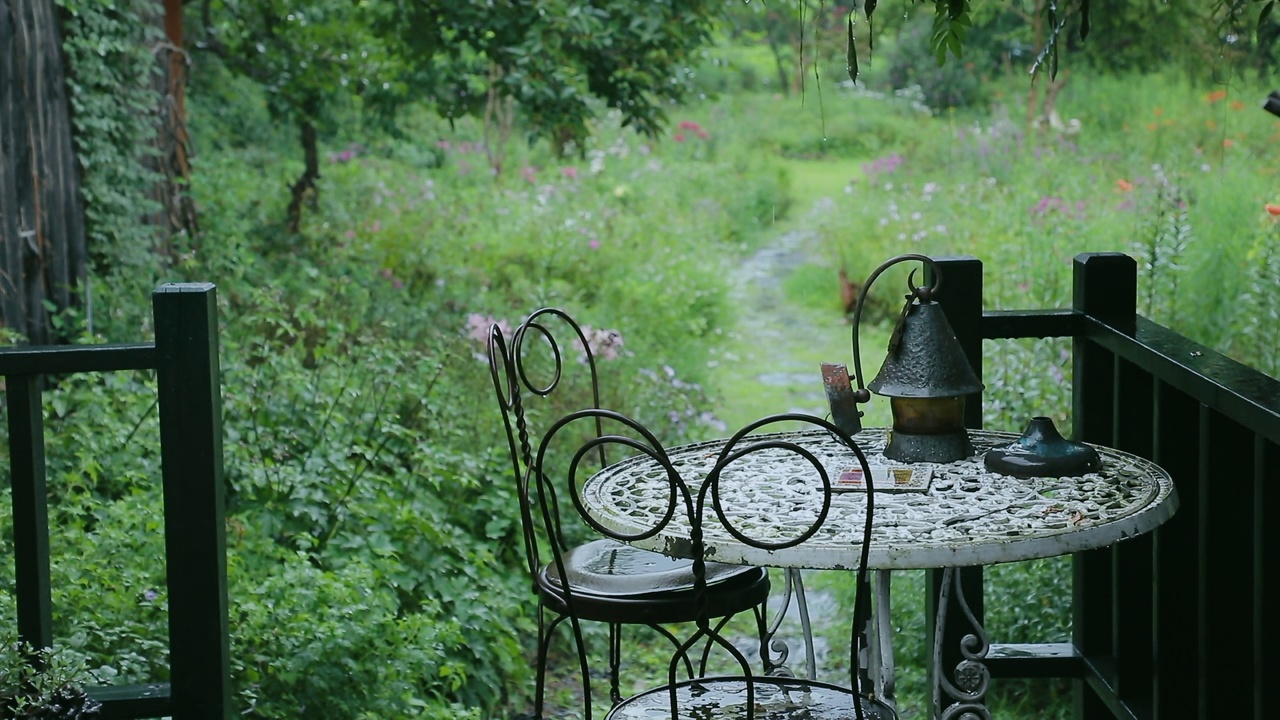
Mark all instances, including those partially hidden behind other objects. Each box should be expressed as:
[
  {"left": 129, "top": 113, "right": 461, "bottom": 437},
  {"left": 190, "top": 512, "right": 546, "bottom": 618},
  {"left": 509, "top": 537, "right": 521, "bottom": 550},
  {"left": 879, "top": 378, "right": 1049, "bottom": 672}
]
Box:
[
  {"left": 228, "top": 548, "right": 484, "bottom": 719},
  {"left": 387, "top": 0, "right": 723, "bottom": 141},
  {"left": 57, "top": 0, "right": 163, "bottom": 337},
  {"left": 201, "top": 0, "right": 400, "bottom": 125},
  {"left": 0, "top": 614, "right": 102, "bottom": 719},
  {"left": 881, "top": 14, "right": 993, "bottom": 111}
]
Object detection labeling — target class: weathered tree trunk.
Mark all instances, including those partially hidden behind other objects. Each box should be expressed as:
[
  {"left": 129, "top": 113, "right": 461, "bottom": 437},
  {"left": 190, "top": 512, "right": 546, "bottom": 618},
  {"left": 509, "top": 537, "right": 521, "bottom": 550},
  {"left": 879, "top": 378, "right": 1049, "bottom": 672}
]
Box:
[
  {"left": 286, "top": 112, "right": 319, "bottom": 234},
  {"left": 145, "top": 0, "right": 198, "bottom": 256},
  {"left": 0, "top": 0, "right": 86, "bottom": 345}
]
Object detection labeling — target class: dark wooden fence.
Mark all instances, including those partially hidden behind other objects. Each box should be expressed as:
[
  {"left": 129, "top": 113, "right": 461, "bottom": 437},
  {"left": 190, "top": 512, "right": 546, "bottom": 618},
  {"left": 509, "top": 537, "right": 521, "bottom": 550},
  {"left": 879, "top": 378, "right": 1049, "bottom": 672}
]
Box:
[
  {"left": 0, "top": 0, "right": 87, "bottom": 345},
  {"left": 3, "top": 283, "right": 230, "bottom": 719},
  {"left": 933, "top": 252, "right": 1277, "bottom": 720}
]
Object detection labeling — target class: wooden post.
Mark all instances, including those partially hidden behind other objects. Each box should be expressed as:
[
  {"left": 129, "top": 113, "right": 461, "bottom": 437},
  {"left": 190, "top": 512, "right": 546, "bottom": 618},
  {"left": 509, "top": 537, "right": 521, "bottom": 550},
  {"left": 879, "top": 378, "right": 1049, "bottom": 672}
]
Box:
[
  {"left": 153, "top": 283, "right": 231, "bottom": 719},
  {"left": 926, "top": 256, "right": 986, "bottom": 713},
  {"left": 1070, "top": 252, "right": 1135, "bottom": 718},
  {"left": 6, "top": 374, "right": 53, "bottom": 655}
]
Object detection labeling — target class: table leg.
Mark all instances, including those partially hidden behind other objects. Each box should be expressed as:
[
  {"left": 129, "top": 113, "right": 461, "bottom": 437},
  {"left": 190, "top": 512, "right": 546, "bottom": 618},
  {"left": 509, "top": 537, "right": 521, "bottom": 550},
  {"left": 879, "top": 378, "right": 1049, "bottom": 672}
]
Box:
[
  {"left": 792, "top": 568, "right": 817, "bottom": 681},
  {"left": 760, "top": 568, "right": 817, "bottom": 679},
  {"left": 931, "top": 567, "right": 992, "bottom": 720},
  {"left": 867, "top": 569, "right": 897, "bottom": 711}
]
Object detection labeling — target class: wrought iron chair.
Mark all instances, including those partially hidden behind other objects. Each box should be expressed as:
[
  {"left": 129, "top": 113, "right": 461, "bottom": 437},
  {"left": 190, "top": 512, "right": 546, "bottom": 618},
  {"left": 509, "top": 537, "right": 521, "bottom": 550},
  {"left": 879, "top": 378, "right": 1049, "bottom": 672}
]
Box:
[
  {"left": 487, "top": 308, "right": 776, "bottom": 719},
  {"left": 536, "top": 411, "right": 898, "bottom": 720}
]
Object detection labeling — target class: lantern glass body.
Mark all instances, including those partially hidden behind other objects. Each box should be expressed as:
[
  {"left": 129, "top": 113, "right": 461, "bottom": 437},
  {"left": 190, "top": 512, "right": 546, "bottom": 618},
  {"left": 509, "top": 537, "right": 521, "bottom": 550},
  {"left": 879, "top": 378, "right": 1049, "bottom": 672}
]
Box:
[
  {"left": 888, "top": 396, "right": 966, "bottom": 435},
  {"left": 883, "top": 395, "right": 973, "bottom": 463}
]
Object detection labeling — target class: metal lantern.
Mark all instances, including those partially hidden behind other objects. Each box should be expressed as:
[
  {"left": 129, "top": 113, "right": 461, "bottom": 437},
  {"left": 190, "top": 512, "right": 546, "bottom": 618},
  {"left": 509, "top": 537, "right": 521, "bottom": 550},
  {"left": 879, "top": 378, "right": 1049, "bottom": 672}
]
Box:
[{"left": 824, "top": 254, "right": 983, "bottom": 463}]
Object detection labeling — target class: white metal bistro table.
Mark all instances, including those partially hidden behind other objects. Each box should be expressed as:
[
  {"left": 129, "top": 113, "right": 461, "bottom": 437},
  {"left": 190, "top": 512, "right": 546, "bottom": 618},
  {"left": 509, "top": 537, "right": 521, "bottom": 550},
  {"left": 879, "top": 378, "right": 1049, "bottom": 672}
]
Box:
[{"left": 580, "top": 427, "right": 1178, "bottom": 719}]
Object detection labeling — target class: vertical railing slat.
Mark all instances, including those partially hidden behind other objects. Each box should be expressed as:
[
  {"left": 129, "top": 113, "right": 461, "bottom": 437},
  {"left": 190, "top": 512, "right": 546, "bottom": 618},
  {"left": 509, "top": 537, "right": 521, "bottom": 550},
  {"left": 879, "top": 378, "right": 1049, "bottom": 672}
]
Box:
[
  {"left": 1151, "top": 381, "right": 1201, "bottom": 719},
  {"left": 1110, "top": 362, "right": 1154, "bottom": 714},
  {"left": 1256, "top": 437, "right": 1276, "bottom": 720},
  {"left": 5, "top": 373, "right": 53, "bottom": 653},
  {"left": 1198, "top": 408, "right": 1255, "bottom": 719},
  {"left": 153, "top": 283, "right": 231, "bottom": 720}
]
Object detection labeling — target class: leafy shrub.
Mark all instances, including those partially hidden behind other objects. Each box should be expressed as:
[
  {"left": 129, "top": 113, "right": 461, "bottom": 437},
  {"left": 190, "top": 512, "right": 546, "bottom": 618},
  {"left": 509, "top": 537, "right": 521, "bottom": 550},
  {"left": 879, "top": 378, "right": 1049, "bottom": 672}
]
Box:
[
  {"left": 880, "top": 16, "right": 994, "bottom": 111},
  {"left": 229, "top": 549, "right": 484, "bottom": 719}
]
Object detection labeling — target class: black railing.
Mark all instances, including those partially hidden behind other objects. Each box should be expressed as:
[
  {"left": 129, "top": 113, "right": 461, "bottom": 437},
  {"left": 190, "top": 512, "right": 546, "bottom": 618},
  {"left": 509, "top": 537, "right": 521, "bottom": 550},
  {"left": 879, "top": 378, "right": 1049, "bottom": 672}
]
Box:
[
  {"left": 932, "top": 253, "right": 1276, "bottom": 720},
  {"left": 3, "top": 283, "right": 230, "bottom": 720}
]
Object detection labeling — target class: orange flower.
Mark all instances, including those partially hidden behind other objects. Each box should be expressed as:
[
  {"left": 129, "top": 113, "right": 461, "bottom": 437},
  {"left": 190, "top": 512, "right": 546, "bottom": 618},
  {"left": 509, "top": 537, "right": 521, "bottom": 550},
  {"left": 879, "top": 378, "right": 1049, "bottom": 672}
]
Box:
[
  {"left": 1146, "top": 122, "right": 1158, "bottom": 131},
  {"left": 1116, "top": 179, "right": 1134, "bottom": 192},
  {"left": 1206, "top": 89, "right": 1228, "bottom": 103},
  {"left": 1224, "top": 138, "right": 1235, "bottom": 148},
  {"left": 1154, "top": 107, "right": 1164, "bottom": 117},
  {"left": 1230, "top": 101, "right": 1246, "bottom": 111},
  {"left": 1266, "top": 203, "right": 1280, "bottom": 216}
]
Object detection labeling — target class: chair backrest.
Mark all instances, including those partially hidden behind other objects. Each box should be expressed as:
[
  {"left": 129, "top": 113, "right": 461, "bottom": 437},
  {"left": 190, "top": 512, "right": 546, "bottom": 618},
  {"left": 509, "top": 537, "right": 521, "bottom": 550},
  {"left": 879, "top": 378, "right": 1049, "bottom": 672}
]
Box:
[
  {"left": 486, "top": 308, "right": 609, "bottom": 582},
  {"left": 534, "top": 409, "right": 880, "bottom": 717},
  {"left": 700, "top": 414, "right": 878, "bottom": 703}
]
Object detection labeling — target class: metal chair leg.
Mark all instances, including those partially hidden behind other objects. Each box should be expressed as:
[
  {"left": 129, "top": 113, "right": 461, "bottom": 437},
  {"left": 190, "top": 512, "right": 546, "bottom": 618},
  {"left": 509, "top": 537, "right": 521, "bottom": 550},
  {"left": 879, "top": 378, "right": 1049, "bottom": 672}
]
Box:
[{"left": 608, "top": 623, "right": 622, "bottom": 705}]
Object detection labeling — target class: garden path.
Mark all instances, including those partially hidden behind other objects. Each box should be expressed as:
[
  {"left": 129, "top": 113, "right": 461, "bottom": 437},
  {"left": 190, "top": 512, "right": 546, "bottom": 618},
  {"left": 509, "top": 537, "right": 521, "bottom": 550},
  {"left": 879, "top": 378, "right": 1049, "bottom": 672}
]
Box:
[
  {"left": 714, "top": 195, "right": 867, "bottom": 686},
  {"left": 709, "top": 196, "right": 871, "bottom": 433}
]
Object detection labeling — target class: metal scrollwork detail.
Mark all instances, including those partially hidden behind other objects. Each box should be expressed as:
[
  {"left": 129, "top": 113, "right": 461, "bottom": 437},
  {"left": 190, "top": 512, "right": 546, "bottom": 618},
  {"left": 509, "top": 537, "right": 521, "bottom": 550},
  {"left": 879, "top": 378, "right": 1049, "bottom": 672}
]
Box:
[
  {"left": 952, "top": 658, "right": 987, "bottom": 693},
  {"left": 933, "top": 568, "right": 993, "bottom": 720},
  {"left": 940, "top": 705, "right": 992, "bottom": 720}
]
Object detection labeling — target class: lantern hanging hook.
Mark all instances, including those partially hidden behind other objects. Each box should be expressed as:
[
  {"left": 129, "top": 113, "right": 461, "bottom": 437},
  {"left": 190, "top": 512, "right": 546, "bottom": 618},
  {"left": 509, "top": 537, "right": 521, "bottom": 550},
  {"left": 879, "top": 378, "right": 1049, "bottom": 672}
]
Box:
[{"left": 849, "top": 254, "right": 945, "bottom": 400}]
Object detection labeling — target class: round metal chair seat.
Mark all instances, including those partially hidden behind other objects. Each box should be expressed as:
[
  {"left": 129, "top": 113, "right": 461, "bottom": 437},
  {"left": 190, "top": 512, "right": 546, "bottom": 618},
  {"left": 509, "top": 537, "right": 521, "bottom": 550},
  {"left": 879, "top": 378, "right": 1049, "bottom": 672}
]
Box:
[
  {"left": 537, "top": 538, "right": 770, "bottom": 623},
  {"left": 606, "top": 676, "right": 898, "bottom": 720}
]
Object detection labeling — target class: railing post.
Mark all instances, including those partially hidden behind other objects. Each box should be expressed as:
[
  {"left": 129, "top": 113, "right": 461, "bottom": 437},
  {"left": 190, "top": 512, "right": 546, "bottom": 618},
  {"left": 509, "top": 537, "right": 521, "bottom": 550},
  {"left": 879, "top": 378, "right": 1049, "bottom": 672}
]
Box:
[
  {"left": 6, "top": 374, "right": 53, "bottom": 655},
  {"left": 153, "top": 283, "right": 231, "bottom": 720},
  {"left": 927, "top": 256, "right": 985, "bottom": 713},
  {"left": 1071, "top": 253, "right": 1135, "bottom": 718},
  {"left": 1071, "top": 252, "right": 1135, "bottom": 445}
]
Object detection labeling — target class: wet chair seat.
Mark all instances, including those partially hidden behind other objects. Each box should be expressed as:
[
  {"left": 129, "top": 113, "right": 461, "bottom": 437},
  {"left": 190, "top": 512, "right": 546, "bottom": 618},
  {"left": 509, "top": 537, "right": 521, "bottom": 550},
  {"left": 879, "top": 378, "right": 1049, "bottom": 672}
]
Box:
[
  {"left": 538, "top": 538, "right": 770, "bottom": 624},
  {"left": 610, "top": 678, "right": 897, "bottom": 720}
]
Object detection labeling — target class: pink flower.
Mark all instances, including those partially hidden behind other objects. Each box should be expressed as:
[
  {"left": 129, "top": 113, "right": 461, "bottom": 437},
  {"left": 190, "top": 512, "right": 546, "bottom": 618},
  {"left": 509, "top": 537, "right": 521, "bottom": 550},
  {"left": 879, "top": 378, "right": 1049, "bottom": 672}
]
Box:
[
  {"left": 673, "top": 133, "right": 686, "bottom": 143},
  {"left": 678, "top": 120, "right": 702, "bottom": 131},
  {"left": 579, "top": 326, "right": 624, "bottom": 361},
  {"left": 588, "top": 238, "right": 601, "bottom": 250},
  {"left": 465, "top": 313, "right": 511, "bottom": 344},
  {"left": 560, "top": 166, "right": 579, "bottom": 179},
  {"left": 696, "top": 129, "right": 709, "bottom": 139},
  {"left": 520, "top": 166, "right": 537, "bottom": 183}
]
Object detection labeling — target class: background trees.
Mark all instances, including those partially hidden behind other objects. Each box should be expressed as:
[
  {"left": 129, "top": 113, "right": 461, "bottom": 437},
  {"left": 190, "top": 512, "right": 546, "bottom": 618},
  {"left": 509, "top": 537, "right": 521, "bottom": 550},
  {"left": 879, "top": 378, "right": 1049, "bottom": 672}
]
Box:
[{"left": 5, "top": 0, "right": 1279, "bottom": 342}]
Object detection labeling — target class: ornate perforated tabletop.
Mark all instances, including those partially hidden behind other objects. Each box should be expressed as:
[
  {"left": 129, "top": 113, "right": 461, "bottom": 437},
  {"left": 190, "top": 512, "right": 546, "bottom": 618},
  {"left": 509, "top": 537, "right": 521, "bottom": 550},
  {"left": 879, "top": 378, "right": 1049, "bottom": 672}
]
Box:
[{"left": 581, "top": 427, "right": 1178, "bottom": 571}]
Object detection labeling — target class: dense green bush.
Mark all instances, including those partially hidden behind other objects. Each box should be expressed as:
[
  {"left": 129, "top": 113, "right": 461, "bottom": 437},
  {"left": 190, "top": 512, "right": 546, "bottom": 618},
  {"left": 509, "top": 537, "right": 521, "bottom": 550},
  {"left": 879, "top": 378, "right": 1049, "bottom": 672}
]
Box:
[{"left": 880, "top": 16, "right": 994, "bottom": 112}]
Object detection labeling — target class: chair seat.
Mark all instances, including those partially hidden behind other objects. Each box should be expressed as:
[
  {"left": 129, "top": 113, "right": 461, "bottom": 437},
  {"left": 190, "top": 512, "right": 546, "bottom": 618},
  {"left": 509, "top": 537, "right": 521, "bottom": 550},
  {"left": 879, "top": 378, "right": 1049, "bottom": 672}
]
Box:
[
  {"left": 537, "top": 539, "right": 769, "bottom": 623},
  {"left": 605, "top": 676, "right": 898, "bottom": 720}
]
